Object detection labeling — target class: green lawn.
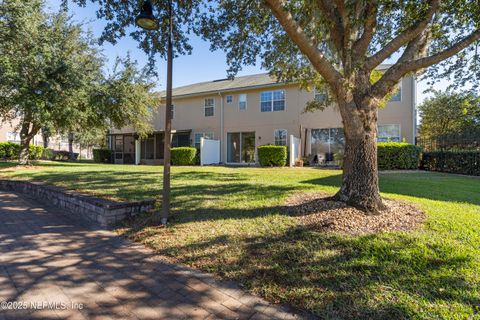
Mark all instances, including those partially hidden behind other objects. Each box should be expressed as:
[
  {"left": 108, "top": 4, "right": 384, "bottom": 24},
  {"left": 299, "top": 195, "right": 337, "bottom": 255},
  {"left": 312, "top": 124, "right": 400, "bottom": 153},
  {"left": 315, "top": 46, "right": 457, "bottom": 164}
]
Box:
[{"left": 1, "top": 161, "right": 479, "bottom": 319}]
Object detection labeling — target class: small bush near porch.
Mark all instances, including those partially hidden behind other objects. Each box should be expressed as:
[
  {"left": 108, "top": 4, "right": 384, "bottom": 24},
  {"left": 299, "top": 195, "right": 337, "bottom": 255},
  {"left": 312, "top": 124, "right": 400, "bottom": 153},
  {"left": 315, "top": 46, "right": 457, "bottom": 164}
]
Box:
[{"left": 0, "top": 162, "right": 478, "bottom": 319}]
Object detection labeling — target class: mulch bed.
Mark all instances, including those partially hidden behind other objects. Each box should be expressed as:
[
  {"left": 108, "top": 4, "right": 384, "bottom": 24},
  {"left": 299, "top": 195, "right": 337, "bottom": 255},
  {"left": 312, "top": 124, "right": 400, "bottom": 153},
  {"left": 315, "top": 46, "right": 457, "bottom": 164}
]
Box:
[{"left": 285, "top": 193, "right": 425, "bottom": 235}]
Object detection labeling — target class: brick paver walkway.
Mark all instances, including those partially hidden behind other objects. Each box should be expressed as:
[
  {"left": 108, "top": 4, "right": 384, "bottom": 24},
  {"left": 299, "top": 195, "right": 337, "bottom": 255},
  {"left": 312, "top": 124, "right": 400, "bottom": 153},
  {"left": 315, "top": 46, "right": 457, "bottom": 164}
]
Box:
[{"left": 0, "top": 191, "right": 313, "bottom": 320}]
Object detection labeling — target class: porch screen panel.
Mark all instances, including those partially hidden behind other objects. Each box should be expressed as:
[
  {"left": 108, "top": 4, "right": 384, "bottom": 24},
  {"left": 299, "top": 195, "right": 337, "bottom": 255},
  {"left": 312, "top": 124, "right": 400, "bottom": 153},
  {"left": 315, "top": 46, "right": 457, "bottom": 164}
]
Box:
[{"left": 155, "top": 133, "right": 164, "bottom": 159}]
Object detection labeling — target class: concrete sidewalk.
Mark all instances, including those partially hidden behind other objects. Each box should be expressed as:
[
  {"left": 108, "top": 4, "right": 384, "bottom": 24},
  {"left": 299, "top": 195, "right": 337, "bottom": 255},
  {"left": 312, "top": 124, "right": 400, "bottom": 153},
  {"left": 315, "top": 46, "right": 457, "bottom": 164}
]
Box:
[{"left": 0, "top": 191, "right": 312, "bottom": 320}]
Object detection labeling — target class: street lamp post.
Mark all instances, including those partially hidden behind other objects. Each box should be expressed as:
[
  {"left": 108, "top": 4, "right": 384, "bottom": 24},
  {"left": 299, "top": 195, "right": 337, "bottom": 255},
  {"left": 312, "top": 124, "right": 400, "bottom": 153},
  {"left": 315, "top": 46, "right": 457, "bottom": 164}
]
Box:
[{"left": 136, "top": 0, "right": 173, "bottom": 225}]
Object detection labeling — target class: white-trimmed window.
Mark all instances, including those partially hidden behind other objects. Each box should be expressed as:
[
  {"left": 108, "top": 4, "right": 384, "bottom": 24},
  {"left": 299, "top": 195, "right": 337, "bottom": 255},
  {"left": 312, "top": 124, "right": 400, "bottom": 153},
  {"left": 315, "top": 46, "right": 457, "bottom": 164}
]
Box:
[
  {"left": 314, "top": 88, "right": 328, "bottom": 103},
  {"left": 239, "top": 94, "right": 247, "bottom": 111},
  {"left": 274, "top": 129, "right": 288, "bottom": 146},
  {"left": 226, "top": 95, "right": 233, "bottom": 104},
  {"left": 6, "top": 132, "right": 20, "bottom": 143},
  {"left": 204, "top": 98, "right": 215, "bottom": 117},
  {"left": 260, "top": 90, "right": 285, "bottom": 112},
  {"left": 390, "top": 82, "right": 402, "bottom": 102},
  {"left": 378, "top": 124, "right": 401, "bottom": 142},
  {"left": 170, "top": 105, "right": 175, "bottom": 119},
  {"left": 194, "top": 132, "right": 214, "bottom": 148}
]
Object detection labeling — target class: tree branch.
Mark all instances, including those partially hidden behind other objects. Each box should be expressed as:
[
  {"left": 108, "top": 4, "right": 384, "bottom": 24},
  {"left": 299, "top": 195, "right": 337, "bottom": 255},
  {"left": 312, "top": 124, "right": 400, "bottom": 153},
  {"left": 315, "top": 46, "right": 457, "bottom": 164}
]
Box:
[
  {"left": 264, "top": 0, "right": 343, "bottom": 87},
  {"left": 373, "top": 29, "right": 480, "bottom": 98},
  {"left": 316, "top": 0, "right": 344, "bottom": 55},
  {"left": 352, "top": 1, "right": 377, "bottom": 58},
  {"left": 365, "top": 0, "right": 440, "bottom": 70}
]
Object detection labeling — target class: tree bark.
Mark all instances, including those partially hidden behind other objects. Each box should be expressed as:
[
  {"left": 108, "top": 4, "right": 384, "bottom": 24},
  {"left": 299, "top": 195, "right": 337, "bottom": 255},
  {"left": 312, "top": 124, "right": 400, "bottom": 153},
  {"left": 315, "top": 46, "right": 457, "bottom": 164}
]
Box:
[
  {"left": 68, "top": 132, "right": 75, "bottom": 161},
  {"left": 18, "top": 122, "right": 33, "bottom": 166},
  {"left": 42, "top": 129, "right": 50, "bottom": 148},
  {"left": 334, "top": 100, "right": 386, "bottom": 214}
]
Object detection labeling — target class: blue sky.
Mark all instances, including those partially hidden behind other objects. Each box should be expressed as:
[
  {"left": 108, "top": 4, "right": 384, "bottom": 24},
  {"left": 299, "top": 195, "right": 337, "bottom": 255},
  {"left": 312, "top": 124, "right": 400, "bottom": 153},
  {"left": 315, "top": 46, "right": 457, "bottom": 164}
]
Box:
[{"left": 46, "top": 0, "right": 448, "bottom": 104}]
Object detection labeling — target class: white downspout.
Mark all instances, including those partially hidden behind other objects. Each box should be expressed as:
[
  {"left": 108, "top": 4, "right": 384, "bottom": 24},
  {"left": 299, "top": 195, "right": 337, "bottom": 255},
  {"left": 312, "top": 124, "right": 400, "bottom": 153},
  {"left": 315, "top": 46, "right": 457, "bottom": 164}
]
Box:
[{"left": 218, "top": 92, "right": 224, "bottom": 163}]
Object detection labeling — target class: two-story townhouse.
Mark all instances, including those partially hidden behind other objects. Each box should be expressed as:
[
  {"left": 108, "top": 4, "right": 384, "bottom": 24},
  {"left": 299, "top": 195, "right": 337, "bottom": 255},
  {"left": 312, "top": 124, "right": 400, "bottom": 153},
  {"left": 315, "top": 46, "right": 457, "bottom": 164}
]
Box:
[
  {"left": 109, "top": 65, "right": 416, "bottom": 165},
  {"left": 0, "top": 119, "right": 90, "bottom": 158}
]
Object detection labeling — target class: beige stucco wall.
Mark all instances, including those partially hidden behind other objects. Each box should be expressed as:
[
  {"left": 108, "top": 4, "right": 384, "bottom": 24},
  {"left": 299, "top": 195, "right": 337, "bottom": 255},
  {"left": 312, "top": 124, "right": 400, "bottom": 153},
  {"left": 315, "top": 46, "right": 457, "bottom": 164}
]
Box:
[
  {"left": 0, "top": 120, "right": 91, "bottom": 158},
  {"left": 112, "top": 75, "right": 416, "bottom": 163}
]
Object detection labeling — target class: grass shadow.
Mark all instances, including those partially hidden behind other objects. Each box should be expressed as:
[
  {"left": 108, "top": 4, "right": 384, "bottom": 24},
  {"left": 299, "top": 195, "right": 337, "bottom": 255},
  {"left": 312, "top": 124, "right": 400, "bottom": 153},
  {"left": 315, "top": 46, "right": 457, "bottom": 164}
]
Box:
[
  {"left": 302, "top": 171, "right": 480, "bottom": 205},
  {"left": 153, "top": 225, "right": 479, "bottom": 319}
]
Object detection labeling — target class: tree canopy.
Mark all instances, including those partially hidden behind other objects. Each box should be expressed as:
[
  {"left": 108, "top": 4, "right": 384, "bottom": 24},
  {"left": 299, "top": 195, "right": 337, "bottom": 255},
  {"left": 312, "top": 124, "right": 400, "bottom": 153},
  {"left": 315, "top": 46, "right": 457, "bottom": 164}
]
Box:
[
  {"left": 419, "top": 91, "right": 480, "bottom": 139},
  {"left": 0, "top": 0, "right": 155, "bottom": 163}
]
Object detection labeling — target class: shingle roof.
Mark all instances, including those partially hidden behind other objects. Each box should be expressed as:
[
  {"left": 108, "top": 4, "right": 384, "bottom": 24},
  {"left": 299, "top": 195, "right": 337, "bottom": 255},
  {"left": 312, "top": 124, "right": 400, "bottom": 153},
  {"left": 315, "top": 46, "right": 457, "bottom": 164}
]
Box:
[
  {"left": 162, "top": 64, "right": 392, "bottom": 99},
  {"left": 161, "top": 73, "right": 282, "bottom": 99}
]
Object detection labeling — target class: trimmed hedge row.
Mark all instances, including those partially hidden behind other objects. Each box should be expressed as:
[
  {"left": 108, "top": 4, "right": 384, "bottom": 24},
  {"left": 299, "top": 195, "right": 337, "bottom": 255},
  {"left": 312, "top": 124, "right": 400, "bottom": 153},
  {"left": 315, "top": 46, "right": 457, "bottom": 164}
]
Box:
[
  {"left": 421, "top": 151, "right": 479, "bottom": 176},
  {"left": 377, "top": 142, "right": 422, "bottom": 170},
  {"left": 0, "top": 142, "right": 47, "bottom": 160},
  {"left": 258, "top": 145, "right": 287, "bottom": 167},
  {"left": 171, "top": 147, "right": 196, "bottom": 165},
  {"left": 93, "top": 149, "right": 112, "bottom": 163}
]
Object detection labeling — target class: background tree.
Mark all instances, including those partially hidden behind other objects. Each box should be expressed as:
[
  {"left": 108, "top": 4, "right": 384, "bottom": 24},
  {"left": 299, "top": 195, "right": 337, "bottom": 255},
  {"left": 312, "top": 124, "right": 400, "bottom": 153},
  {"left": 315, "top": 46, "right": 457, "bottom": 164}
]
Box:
[
  {"left": 419, "top": 91, "right": 480, "bottom": 139},
  {"left": 0, "top": 0, "right": 155, "bottom": 164},
  {"left": 64, "top": 56, "right": 156, "bottom": 160},
  {"left": 70, "top": 0, "right": 480, "bottom": 213},
  {"left": 0, "top": 0, "right": 102, "bottom": 164}
]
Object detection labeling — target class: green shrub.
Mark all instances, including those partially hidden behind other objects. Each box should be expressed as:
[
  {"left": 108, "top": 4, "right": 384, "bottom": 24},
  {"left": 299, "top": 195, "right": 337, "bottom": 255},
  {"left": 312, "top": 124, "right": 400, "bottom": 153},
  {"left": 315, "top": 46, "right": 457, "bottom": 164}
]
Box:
[
  {"left": 52, "top": 150, "right": 71, "bottom": 161},
  {"left": 28, "top": 145, "right": 45, "bottom": 160},
  {"left": 258, "top": 145, "right": 287, "bottom": 167},
  {"left": 0, "top": 142, "right": 20, "bottom": 160},
  {"left": 93, "top": 149, "right": 112, "bottom": 163},
  {"left": 194, "top": 147, "right": 201, "bottom": 165},
  {"left": 422, "top": 151, "right": 479, "bottom": 176},
  {"left": 42, "top": 148, "right": 55, "bottom": 160},
  {"left": 171, "top": 147, "right": 196, "bottom": 165},
  {"left": 0, "top": 142, "right": 46, "bottom": 160},
  {"left": 377, "top": 142, "right": 421, "bottom": 170}
]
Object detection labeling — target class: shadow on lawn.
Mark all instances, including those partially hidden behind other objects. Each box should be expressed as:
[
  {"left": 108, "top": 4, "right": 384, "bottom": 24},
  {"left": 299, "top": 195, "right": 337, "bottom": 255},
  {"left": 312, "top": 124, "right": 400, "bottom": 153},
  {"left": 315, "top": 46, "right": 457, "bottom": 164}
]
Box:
[
  {"left": 303, "top": 172, "right": 480, "bottom": 205},
  {"left": 155, "top": 225, "right": 479, "bottom": 319}
]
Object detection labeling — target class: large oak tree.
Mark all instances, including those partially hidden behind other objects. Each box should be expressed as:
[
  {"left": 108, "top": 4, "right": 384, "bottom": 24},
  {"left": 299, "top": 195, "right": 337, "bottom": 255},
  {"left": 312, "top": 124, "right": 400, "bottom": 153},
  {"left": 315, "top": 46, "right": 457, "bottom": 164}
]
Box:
[
  {"left": 72, "top": 0, "right": 480, "bottom": 212},
  {"left": 0, "top": 0, "right": 154, "bottom": 164}
]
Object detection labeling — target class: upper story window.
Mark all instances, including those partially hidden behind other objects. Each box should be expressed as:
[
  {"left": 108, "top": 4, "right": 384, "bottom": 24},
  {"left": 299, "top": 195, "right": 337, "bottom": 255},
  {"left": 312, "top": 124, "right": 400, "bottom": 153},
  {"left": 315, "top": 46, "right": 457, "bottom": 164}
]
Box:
[
  {"left": 239, "top": 94, "right": 247, "bottom": 111},
  {"left": 226, "top": 95, "right": 233, "bottom": 104},
  {"left": 204, "top": 98, "right": 215, "bottom": 117},
  {"left": 260, "top": 90, "right": 285, "bottom": 112},
  {"left": 274, "top": 129, "right": 287, "bottom": 146},
  {"left": 390, "top": 83, "right": 402, "bottom": 102},
  {"left": 378, "top": 124, "right": 400, "bottom": 142},
  {"left": 314, "top": 88, "right": 328, "bottom": 103}
]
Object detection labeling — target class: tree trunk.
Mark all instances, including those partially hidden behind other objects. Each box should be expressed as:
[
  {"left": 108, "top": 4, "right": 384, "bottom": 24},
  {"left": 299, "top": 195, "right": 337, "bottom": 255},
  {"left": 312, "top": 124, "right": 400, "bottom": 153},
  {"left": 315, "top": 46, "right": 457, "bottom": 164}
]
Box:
[
  {"left": 18, "top": 123, "right": 33, "bottom": 166},
  {"left": 42, "top": 130, "right": 50, "bottom": 148},
  {"left": 68, "top": 132, "right": 75, "bottom": 161},
  {"left": 334, "top": 100, "right": 386, "bottom": 214}
]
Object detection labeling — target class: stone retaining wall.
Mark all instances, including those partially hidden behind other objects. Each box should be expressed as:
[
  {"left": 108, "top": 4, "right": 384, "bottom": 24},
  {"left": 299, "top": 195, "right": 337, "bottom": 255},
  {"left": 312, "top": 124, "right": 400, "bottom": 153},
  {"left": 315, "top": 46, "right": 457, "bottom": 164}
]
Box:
[{"left": 0, "top": 179, "right": 155, "bottom": 227}]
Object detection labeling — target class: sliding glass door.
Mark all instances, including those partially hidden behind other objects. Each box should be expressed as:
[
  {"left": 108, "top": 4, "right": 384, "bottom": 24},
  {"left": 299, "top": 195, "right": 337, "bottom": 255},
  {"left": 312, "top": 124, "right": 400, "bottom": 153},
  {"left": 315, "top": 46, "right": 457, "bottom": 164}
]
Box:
[{"left": 227, "top": 132, "right": 255, "bottom": 163}]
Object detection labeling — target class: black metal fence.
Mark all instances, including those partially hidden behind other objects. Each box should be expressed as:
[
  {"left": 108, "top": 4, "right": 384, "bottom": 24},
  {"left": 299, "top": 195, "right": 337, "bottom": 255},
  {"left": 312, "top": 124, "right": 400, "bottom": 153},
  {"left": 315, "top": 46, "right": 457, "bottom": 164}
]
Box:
[
  {"left": 416, "top": 132, "right": 480, "bottom": 176},
  {"left": 416, "top": 133, "right": 480, "bottom": 152}
]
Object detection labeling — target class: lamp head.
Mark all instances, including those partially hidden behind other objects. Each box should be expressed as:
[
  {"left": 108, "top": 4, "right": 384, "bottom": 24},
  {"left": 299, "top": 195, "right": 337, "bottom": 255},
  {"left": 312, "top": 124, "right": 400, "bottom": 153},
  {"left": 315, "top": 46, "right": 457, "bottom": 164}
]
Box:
[{"left": 135, "top": 0, "right": 159, "bottom": 30}]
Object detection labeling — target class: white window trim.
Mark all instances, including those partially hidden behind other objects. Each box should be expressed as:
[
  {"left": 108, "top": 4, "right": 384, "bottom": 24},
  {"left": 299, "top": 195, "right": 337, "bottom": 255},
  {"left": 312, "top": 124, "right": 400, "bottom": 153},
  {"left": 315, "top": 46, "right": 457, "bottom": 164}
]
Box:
[
  {"left": 378, "top": 124, "right": 401, "bottom": 142},
  {"left": 390, "top": 82, "right": 402, "bottom": 102},
  {"left": 274, "top": 129, "right": 288, "bottom": 146},
  {"left": 226, "top": 95, "right": 233, "bottom": 104},
  {"left": 204, "top": 98, "right": 215, "bottom": 117},
  {"left": 238, "top": 93, "right": 247, "bottom": 111},
  {"left": 260, "top": 90, "right": 286, "bottom": 112}
]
